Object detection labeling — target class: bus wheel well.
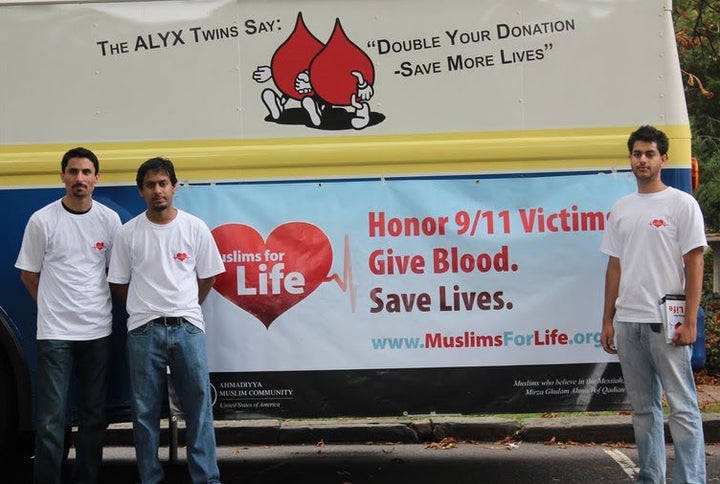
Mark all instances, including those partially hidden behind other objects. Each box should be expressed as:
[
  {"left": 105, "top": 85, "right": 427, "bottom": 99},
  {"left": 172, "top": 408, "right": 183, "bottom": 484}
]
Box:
[{"left": 0, "top": 308, "right": 33, "bottom": 461}]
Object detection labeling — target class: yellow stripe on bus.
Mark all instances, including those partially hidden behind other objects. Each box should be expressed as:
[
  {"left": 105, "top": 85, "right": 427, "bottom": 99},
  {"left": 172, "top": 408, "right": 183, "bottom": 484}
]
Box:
[{"left": 0, "top": 125, "right": 691, "bottom": 186}]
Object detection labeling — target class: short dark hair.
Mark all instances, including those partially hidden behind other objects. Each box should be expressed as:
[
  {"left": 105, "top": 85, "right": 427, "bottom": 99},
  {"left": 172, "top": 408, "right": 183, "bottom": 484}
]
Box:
[
  {"left": 61, "top": 147, "right": 99, "bottom": 174},
  {"left": 627, "top": 125, "right": 669, "bottom": 156},
  {"left": 136, "top": 157, "right": 178, "bottom": 188}
]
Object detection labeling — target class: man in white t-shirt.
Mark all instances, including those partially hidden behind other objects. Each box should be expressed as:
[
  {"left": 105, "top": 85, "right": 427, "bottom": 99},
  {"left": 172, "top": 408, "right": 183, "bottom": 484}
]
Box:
[
  {"left": 600, "top": 126, "right": 706, "bottom": 483},
  {"left": 108, "top": 157, "right": 225, "bottom": 484},
  {"left": 15, "top": 147, "right": 121, "bottom": 484}
]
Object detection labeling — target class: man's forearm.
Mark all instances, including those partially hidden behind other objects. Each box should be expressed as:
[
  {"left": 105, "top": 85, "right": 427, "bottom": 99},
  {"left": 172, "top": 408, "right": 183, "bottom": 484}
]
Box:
[
  {"left": 110, "top": 283, "right": 129, "bottom": 304},
  {"left": 198, "top": 276, "right": 216, "bottom": 305},
  {"left": 20, "top": 270, "right": 39, "bottom": 301},
  {"left": 683, "top": 247, "right": 705, "bottom": 326}
]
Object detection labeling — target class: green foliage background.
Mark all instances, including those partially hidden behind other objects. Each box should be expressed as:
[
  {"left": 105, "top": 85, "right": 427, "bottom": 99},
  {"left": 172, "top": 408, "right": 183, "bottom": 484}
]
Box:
[{"left": 674, "top": 1, "right": 720, "bottom": 373}]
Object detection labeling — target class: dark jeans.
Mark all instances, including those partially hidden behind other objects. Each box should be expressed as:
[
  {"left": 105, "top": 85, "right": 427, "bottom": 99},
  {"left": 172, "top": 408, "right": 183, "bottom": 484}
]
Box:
[
  {"left": 127, "top": 320, "right": 220, "bottom": 484},
  {"left": 34, "top": 336, "right": 111, "bottom": 484}
]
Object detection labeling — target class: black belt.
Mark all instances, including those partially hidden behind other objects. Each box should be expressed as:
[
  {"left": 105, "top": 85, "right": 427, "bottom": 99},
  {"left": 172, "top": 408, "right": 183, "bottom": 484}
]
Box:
[{"left": 152, "top": 316, "right": 185, "bottom": 326}]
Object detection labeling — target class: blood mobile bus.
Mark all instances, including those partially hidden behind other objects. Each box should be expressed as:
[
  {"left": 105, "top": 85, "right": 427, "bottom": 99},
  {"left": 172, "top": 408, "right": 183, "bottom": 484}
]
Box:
[{"left": 0, "top": 0, "right": 695, "bottom": 454}]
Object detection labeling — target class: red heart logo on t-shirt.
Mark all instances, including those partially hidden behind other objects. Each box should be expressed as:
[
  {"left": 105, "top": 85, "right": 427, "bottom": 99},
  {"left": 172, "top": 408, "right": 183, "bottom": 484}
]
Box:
[
  {"left": 211, "top": 222, "right": 333, "bottom": 328},
  {"left": 650, "top": 219, "right": 667, "bottom": 228}
]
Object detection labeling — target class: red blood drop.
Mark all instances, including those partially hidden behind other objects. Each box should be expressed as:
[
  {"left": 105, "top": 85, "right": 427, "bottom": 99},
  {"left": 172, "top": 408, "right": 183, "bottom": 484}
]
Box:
[
  {"left": 271, "top": 12, "right": 324, "bottom": 100},
  {"left": 309, "top": 19, "right": 374, "bottom": 106}
]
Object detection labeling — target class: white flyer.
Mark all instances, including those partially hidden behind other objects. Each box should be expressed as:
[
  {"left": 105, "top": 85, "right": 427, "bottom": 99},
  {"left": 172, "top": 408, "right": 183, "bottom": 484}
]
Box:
[{"left": 660, "top": 294, "right": 686, "bottom": 344}]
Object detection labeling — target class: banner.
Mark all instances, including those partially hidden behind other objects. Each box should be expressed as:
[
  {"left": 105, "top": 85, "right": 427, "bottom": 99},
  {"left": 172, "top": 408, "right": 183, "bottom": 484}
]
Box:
[{"left": 175, "top": 171, "right": 636, "bottom": 416}]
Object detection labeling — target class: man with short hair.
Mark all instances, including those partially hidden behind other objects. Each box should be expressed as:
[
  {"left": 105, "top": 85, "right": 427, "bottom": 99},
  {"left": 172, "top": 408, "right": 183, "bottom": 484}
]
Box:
[
  {"left": 600, "top": 125, "right": 706, "bottom": 483},
  {"left": 108, "top": 157, "right": 224, "bottom": 484},
  {"left": 16, "top": 147, "right": 121, "bottom": 484}
]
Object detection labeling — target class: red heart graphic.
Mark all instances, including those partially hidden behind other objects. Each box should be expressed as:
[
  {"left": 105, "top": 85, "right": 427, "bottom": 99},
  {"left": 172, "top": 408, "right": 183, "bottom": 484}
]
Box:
[
  {"left": 211, "top": 222, "right": 333, "bottom": 328},
  {"left": 651, "top": 219, "right": 666, "bottom": 228}
]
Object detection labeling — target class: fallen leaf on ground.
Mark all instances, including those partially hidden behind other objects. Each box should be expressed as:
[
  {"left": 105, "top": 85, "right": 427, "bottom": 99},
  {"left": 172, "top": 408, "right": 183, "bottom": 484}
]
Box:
[{"left": 425, "top": 437, "right": 458, "bottom": 450}]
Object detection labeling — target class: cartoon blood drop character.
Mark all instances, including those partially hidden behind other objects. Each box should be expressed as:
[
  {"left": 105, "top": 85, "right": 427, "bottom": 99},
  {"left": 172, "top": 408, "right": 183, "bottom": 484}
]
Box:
[
  {"left": 309, "top": 19, "right": 374, "bottom": 105},
  {"left": 307, "top": 19, "right": 375, "bottom": 129},
  {"left": 252, "top": 12, "right": 324, "bottom": 119},
  {"left": 271, "top": 12, "right": 324, "bottom": 100}
]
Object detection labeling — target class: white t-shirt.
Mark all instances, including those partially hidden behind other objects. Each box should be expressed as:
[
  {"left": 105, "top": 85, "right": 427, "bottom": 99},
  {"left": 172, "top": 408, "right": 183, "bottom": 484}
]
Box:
[
  {"left": 600, "top": 186, "right": 706, "bottom": 323},
  {"left": 15, "top": 199, "right": 121, "bottom": 340},
  {"left": 108, "top": 209, "right": 225, "bottom": 332}
]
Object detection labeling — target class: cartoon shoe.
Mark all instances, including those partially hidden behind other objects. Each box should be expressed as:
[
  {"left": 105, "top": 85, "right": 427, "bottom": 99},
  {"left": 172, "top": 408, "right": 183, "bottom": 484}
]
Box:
[
  {"left": 302, "top": 96, "right": 322, "bottom": 127},
  {"left": 262, "top": 89, "right": 284, "bottom": 120},
  {"left": 351, "top": 102, "right": 370, "bottom": 129}
]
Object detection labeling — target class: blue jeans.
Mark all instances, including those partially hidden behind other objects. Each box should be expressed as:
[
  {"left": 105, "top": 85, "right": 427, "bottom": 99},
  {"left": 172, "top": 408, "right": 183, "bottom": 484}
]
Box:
[
  {"left": 127, "top": 319, "right": 220, "bottom": 484},
  {"left": 615, "top": 322, "right": 706, "bottom": 483},
  {"left": 34, "top": 336, "right": 111, "bottom": 484}
]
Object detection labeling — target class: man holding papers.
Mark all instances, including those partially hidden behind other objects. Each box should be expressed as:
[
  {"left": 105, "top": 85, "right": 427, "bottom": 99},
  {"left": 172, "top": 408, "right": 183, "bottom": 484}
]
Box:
[{"left": 600, "top": 125, "right": 707, "bottom": 483}]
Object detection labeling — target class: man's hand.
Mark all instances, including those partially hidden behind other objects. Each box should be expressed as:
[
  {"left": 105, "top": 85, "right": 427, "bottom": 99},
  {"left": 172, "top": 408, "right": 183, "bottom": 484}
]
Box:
[
  {"left": 600, "top": 322, "right": 617, "bottom": 355},
  {"left": 672, "top": 321, "right": 697, "bottom": 346}
]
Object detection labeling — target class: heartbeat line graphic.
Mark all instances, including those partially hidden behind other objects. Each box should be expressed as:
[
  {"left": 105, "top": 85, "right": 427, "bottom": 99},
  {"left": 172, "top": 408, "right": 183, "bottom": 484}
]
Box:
[{"left": 324, "top": 234, "right": 357, "bottom": 312}]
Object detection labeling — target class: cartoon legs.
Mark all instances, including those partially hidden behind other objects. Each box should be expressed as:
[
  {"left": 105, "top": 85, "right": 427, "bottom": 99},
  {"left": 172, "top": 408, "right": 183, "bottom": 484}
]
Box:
[
  {"left": 350, "top": 93, "right": 370, "bottom": 130},
  {"left": 261, "top": 89, "right": 287, "bottom": 120},
  {"left": 301, "top": 97, "right": 324, "bottom": 127}
]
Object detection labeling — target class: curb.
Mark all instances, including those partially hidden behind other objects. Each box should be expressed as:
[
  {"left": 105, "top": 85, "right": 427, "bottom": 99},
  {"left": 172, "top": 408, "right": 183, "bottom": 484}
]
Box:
[{"left": 102, "top": 414, "right": 720, "bottom": 447}]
